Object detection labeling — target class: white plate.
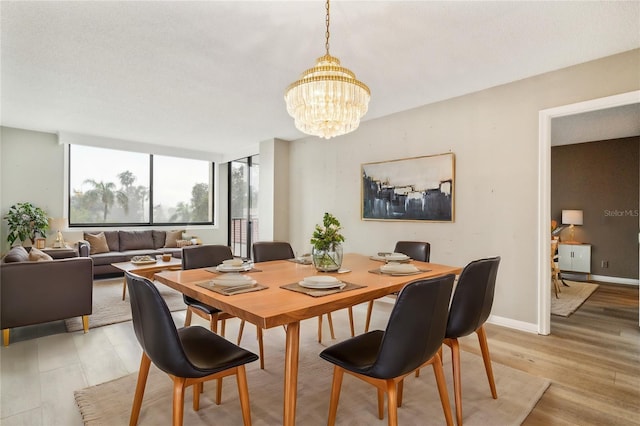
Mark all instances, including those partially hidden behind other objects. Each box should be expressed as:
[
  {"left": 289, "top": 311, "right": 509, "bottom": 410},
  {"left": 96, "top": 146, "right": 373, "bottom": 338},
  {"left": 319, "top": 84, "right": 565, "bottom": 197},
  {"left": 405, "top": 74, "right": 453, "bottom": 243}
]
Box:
[
  {"left": 380, "top": 264, "right": 419, "bottom": 274},
  {"left": 211, "top": 276, "right": 256, "bottom": 287},
  {"left": 298, "top": 280, "right": 345, "bottom": 289},
  {"left": 216, "top": 263, "right": 253, "bottom": 272},
  {"left": 222, "top": 258, "right": 244, "bottom": 267},
  {"left": 385, "top": 253, "right": 410, "bottom": 262},
  {"left": 303, "top": 275, "right": 339, "bottom": 284}
]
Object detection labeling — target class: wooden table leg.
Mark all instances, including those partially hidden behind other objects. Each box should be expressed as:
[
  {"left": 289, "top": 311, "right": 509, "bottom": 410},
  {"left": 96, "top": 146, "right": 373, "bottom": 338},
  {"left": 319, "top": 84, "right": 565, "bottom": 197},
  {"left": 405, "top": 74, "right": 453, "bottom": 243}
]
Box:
[
  {"left": 122, "top": 278, "right": 127, "bottom": 301},
  {"left": 283, "top": 321, "right": 300, "bottom": 426}
]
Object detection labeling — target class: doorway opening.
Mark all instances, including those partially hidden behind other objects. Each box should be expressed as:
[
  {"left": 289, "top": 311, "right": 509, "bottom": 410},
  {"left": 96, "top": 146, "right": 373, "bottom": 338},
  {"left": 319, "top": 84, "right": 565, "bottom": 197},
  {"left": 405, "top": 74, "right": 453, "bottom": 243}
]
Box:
[
  {"left": 228, "top": 155, "right": 259, "bottom": 258},
  {"left": 538, "top": 90, "right": 640, "bottom": 334}
]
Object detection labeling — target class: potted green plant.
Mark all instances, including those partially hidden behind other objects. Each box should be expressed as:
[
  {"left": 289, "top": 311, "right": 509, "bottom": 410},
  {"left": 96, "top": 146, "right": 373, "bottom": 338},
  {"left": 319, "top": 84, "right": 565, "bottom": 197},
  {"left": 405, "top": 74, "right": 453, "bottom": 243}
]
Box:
[
  {"left": 310, "top": 212, "right": 345, "bottom": 272},
  {"left": 4, "top": 202, "right": 49, "bottom": 246}
]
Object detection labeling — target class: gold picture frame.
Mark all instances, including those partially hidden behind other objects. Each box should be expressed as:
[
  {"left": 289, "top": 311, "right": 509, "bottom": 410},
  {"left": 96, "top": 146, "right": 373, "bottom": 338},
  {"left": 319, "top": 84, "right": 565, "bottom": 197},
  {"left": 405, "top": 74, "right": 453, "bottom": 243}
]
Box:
[{"left": 361, "top": 153, "right": 455, "bottom": 222}]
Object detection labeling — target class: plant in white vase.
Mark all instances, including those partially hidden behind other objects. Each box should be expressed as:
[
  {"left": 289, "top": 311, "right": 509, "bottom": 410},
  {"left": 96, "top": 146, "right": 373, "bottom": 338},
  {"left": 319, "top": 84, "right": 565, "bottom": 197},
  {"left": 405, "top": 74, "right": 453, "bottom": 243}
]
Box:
[{"left": 310, "top": 212, "right": 345, "bottom": 272}]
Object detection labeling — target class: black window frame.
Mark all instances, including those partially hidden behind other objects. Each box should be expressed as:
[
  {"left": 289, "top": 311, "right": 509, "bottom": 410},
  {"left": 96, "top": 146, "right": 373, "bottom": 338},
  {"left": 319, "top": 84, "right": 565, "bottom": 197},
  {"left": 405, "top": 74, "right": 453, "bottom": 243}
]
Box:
[{"left": 67, "top": 145, "right": 215, "bottom": 227}]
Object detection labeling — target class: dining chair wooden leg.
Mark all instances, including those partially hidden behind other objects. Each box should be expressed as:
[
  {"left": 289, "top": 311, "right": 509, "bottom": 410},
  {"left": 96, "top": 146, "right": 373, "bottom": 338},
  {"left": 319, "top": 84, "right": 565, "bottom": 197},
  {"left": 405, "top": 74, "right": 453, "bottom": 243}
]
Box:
[
  {"left": 236, "top": 365, "right": 252, "bottom": 426},
  {"left": 377, "top": 387, "right": 385, "bottom": 420},
  {"left": 216, "top": 377, "right": 223, "bottom": 405},
  {"left": 364, "top": 300, "right": 374, "bottom": 332},
  {"left": 210, "top": 313, "right": 218, "bottom": 333},
  {"left": 328, "top": 366, "right": 344, "bottom": 426},
  {"left": 449, "top": 338, "right": 463, "bottom": 426},
  {"left": 184, "top": 308, "right": 193, "bottom": 327},
  {"left": 193, "top": 380, "right": 201, "bottom": 411},
  {"left": 327, "top": 312, "right": 336, "bottom": 340},
  {"left": 397, "top": 379, "right": 404, "bottom": 407},
  {"left": 257, "top": 327, "right": 265, "bottom": 370},
  {"left": 172, "top": 377, "right": 187, "bottom": 426},
  {"left": 476, "top": 325, "right": 498, "bottom": 399},
  {"left": 237, "top": 320, "right": 246, "bottom": 345},
  {"left": 347, "top": 307, "right": 355, "bottom": 337},
  {"left": 220, "top": 319, "right": 226, "bottom": 337},
  {"left": 2, "top": 329, "right": 9, "bottom": 347},
  {"left": 431, "top": 353, "right": 454, "bottom": 426},
  {"left": 386, "top": 379, "right": 399, "bottom": 426},
  {"left": 130, "top": 353, "right": 151, "bottom": 426}
]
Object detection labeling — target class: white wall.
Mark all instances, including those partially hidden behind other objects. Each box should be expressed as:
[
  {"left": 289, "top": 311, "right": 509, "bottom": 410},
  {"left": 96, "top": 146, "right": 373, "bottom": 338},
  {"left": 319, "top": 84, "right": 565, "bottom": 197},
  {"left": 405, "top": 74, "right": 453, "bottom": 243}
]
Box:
[
  {"left": 286, "top": 49, "right": 640, "bottom": 328},
  {"left": 258, "top": 138, "right": 290, "bottom": 242},
  {"left": 0, "top": 127, "right": 229, "bottom": 252}
]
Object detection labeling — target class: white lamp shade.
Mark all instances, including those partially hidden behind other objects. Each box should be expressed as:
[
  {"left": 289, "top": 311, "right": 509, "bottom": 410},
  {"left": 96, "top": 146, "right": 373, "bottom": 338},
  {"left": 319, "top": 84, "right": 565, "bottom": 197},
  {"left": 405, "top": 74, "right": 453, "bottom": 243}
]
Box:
[{"left": 562, "top": 210, "right": 583, "bottom": 226}]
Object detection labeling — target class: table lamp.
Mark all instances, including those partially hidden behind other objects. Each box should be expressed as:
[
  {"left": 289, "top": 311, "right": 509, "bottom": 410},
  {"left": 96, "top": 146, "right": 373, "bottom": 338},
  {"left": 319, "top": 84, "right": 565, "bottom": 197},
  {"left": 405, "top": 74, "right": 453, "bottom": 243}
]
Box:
[
  {"left": 49, "top": 217, "right": 68, "bottom": 248},
  {"left": 561, "top": 210, "right": 583, "bottom": 243}
]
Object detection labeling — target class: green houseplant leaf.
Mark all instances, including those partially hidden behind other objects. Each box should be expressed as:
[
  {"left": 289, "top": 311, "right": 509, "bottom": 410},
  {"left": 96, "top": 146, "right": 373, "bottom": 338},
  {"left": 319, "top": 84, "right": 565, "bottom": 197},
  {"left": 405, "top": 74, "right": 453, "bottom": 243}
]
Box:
[{"left": 4, "top": 202, "right": 49, "bottom": 246}]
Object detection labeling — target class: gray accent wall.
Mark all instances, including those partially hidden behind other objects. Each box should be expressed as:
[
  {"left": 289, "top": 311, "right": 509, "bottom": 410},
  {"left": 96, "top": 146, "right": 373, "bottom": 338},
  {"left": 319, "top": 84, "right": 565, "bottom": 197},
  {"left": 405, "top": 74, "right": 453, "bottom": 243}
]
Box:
[{"left": 552, "top": 137, "right": 639, "bottom": 279}]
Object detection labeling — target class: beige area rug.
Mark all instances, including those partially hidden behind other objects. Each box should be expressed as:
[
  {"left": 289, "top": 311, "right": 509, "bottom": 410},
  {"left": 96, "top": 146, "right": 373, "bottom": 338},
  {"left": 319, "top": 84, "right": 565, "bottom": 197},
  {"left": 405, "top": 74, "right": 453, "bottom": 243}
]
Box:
[
  {"left": 65, "top": 277, "right": 186, "bottom": 332},
  {"left": 551, "top": 280, "right": 599, "bottom": 317},
  {"left": 74, "top": 311, "right": 550, "bottom": 426}
]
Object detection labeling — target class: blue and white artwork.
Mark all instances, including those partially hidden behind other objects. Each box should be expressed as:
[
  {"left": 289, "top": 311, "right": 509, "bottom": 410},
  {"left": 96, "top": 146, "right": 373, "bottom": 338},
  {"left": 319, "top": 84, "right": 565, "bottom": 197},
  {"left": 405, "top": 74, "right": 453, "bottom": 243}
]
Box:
[{"left": 362, "top": 153, "right": 455, "bottom": 222}]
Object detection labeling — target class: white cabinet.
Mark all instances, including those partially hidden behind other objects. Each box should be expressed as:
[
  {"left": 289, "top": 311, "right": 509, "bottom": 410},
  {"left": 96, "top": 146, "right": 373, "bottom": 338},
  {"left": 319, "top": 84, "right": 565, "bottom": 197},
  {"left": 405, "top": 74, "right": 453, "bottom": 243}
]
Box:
[{"left": 558, "top": 243, "right": 591, "bottom": 274}]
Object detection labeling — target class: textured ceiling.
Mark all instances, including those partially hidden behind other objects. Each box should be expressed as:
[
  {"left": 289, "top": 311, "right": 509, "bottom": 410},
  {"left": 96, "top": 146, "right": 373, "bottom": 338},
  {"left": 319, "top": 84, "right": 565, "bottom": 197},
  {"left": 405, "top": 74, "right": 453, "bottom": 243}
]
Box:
[{"left": 1, "top": 1, "right": 639, "bottom": 155}]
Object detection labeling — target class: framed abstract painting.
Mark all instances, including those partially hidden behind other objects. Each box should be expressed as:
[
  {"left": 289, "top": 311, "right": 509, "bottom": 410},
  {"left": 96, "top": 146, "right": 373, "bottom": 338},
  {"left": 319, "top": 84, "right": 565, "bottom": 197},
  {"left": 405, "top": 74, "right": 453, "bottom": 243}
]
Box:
[{"left": 361, "top": 153, "right": 455, "bottom": 222}]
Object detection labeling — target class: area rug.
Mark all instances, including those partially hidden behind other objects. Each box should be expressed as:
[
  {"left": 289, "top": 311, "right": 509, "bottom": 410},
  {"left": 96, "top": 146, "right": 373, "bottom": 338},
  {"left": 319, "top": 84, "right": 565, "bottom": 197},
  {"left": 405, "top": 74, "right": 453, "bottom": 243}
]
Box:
[
  {"left": 75, "top": 316, "right": 550, "bottom": 426},
  {"left": 65, "top": 277, "right": 186, "bottom": 332},
  {"left": 551, "top": 280, "right": 599, "bottom": 317}
]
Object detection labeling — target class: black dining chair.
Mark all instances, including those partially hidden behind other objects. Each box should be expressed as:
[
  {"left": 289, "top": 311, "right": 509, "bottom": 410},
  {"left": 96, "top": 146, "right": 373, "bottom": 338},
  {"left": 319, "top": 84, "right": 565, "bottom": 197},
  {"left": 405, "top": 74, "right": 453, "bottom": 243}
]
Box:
[
  {"left": 182, "top": 245, "right": 265, "bottom": 371},
  {"left": 251, "top": 241, "right": 295, "bottom": 262},
  {"left": 252, "top": 241, "right": 354, "bottom": 342},
  {"left": 364, "top": 240, "right": 431, "bottom": 332},
  {"left": 125, "top": 272, "right": 258, "bottom": 426},
  {"left": 320, "top": 274, "right": 456, "bottom": 426},
  {"left": 442, "top": 256, "right": 501, "bottom": 426},
  {"left": 182, "top": 245, "right": 233, "bottom": 334}
]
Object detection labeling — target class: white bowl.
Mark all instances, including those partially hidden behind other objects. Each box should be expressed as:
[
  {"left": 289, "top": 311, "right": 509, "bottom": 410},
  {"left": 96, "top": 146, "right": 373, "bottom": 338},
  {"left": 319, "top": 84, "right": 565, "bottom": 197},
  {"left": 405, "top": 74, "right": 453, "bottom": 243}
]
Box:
[
  {"left": 385, "top": 253, "right": 410, "bottom": 261},
  {"left": 380, "top": 263, "right": 418, "bottom": 274},
  {"left": 223, "top": 258, "right": 244, "bottom": 266}
]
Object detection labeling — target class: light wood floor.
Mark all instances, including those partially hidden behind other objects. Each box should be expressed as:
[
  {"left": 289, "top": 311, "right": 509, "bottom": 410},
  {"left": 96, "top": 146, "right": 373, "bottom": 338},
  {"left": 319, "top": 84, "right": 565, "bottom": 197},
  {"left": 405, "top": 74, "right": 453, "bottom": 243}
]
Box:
[
  {"left": 461, "top": 282, "right": 639, "bottom": 426},
  {"left": 0, "top": 282, "right": 637, "bottom": 425}
]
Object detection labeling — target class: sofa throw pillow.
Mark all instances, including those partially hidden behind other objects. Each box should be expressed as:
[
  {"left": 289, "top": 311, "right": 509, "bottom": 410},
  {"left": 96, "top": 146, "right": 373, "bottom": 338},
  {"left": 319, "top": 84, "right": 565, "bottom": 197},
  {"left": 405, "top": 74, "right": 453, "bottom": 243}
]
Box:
[
  {"left": 28, "top": 247, "right": 53, "bottom": 262},
  {"left": 85, "top": 232, "right": 110, "bottom": 255},
  {"left": 164, "top": 230, "right": 184, "bottom": 248},
  {"left": 2, "top": 246, "right": 30, "bottom": 263}
]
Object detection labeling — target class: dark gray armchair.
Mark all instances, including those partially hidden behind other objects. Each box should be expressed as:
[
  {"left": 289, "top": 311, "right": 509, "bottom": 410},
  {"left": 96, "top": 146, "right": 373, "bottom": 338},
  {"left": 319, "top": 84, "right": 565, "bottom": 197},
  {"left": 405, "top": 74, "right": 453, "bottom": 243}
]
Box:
[{"left": 1, "top": 246, "right": 93, "bottom": 346}]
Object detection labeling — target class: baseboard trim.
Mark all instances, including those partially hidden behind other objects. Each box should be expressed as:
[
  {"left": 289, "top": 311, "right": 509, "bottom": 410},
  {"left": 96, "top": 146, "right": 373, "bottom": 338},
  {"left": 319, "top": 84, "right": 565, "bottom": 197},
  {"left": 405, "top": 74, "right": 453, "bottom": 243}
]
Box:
[
  {"left": 590, "top": 274, "right": 638, "bottom": 286},
  {"left": 487, "top": 315, "right": 538, "bottom": 334},
  {"left": 562, "top": 273, "right": 639, "bottom": 286}
]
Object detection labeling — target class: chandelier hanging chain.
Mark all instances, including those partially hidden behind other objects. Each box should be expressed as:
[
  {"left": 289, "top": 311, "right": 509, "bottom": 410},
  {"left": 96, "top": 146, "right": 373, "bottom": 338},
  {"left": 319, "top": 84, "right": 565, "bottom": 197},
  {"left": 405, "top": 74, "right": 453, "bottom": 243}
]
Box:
[
  {"left": 284, "top": 0, "right": 370, "bottom": 139},
  {"left": 325, "top": 0, "right": 331, "bottom": 55}
]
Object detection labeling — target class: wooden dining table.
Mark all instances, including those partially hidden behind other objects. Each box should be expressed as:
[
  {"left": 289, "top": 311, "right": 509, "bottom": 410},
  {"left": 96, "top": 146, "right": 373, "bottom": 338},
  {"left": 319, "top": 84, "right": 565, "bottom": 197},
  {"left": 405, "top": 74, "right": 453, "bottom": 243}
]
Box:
[{"left": 154, "top": 253, "right": 462, "bottom": 426}]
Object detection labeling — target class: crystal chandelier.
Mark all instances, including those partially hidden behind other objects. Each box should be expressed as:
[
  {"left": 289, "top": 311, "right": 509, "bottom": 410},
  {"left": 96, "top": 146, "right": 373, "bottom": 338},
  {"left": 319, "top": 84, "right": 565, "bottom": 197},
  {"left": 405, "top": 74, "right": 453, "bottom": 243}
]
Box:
[{"left": 284, "top": 0, "right": 370, "bottom": 139}]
